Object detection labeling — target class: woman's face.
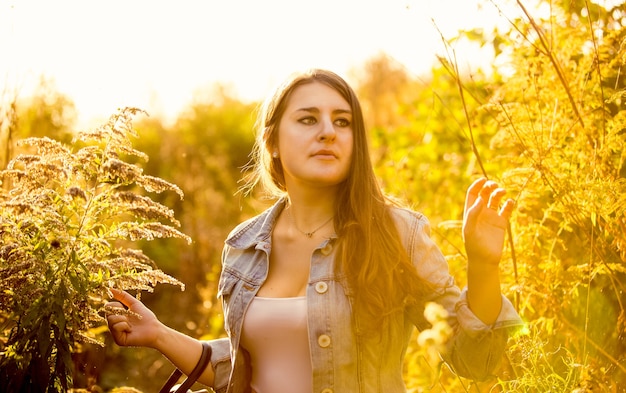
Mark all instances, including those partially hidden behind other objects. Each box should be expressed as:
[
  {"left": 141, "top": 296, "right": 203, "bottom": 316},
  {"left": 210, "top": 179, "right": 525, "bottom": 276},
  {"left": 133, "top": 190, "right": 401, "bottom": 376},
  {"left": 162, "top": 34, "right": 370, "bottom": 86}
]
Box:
[{"left": 275, "top": 82, "right": 354, "bottom": 191}]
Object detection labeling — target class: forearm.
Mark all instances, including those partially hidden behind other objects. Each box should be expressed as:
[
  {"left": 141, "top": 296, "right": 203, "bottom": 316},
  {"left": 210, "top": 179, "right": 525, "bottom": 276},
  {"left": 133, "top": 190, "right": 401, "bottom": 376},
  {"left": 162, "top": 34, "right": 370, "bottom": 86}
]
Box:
[
  {"left": 466, "top": 262, "right": 502, "bottom": 325},
  {"left": 155, "top": 325, "right": 216, "bottom": 386}
]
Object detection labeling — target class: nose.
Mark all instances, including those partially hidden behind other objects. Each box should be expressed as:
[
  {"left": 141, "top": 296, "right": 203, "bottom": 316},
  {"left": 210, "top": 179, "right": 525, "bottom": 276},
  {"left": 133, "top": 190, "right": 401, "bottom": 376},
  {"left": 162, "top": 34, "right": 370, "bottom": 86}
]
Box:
[{"left": 318, "top": 117, "right": 336, "bottom": 142}]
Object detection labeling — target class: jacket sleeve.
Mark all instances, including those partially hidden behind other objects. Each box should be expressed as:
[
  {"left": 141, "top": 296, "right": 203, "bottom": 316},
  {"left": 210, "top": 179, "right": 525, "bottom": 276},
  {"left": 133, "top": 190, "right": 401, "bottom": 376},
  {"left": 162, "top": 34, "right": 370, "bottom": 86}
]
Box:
[
  {"left": 397, "top": 208, "right": 524, "bottom": 381},
  {"left": 446, "top": 289, "right": 522, "bottom": 380},
  {"left": 208, "top": 338, "right": 231, "bottom": 393}
]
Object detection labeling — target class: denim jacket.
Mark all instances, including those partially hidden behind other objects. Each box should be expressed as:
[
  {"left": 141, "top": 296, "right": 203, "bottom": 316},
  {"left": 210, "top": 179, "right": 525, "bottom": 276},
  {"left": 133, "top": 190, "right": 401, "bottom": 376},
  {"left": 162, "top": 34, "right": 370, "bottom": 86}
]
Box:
[{"left": 208, "top": 199, "right": 523, "bottom": 393}]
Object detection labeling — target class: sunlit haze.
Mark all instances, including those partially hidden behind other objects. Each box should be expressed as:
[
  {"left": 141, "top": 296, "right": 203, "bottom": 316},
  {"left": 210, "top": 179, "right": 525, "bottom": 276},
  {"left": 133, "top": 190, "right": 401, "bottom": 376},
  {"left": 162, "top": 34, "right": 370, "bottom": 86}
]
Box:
[{"left": 1, "top": 0, "right": 536, "bottom": 127}]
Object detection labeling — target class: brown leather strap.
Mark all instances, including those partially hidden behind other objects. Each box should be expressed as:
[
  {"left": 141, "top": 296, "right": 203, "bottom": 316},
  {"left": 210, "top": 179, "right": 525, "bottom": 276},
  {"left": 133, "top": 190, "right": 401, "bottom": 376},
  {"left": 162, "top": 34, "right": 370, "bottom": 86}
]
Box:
[{"left": 160, "top": 342, "right": 212, "bottom": 393}]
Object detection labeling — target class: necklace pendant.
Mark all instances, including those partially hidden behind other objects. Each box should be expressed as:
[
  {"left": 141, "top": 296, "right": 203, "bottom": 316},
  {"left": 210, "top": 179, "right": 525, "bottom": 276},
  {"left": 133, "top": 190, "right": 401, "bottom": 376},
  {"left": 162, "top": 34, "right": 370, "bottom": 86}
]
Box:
[{"left": 287, "top": 207, "right": 333, "bottom": 239}]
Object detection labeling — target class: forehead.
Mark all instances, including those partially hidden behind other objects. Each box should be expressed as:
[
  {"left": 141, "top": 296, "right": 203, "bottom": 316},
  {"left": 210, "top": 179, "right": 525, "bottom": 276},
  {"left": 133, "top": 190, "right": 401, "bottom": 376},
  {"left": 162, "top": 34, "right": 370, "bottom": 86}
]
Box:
[{"left": 285, "top": 82, "right": 350, "bottom": 111}]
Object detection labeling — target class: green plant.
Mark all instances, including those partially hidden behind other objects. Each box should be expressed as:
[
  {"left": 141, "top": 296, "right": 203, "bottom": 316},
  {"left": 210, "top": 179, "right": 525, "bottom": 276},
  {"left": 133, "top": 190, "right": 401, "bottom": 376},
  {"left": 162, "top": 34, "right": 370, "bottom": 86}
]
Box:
[
  {"left": 0, "top": 107, "right": 190, "bottom": 392},
  {"left": 367, "top": 1, "right": 625, "bottom": 390},
  {"left": 479, "top": 2, "right": 626, "bottom": 390},
  {"left": 498, "top": 327, "right": 583, "bottom": 392}
]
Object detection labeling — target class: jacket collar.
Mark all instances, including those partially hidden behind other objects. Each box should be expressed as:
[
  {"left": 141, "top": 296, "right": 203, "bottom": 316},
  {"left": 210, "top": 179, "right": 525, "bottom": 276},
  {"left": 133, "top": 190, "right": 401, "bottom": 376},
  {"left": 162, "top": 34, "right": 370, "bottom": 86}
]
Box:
[{"left": 225, "top": 198, "right": 286, "bottom": 249}]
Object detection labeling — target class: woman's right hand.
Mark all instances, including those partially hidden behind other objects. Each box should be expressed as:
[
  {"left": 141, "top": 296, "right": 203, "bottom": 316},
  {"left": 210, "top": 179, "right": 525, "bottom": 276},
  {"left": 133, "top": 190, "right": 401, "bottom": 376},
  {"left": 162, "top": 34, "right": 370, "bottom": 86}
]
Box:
[{"left": 105, "top": 288, "right": 162, "bottom": 348}]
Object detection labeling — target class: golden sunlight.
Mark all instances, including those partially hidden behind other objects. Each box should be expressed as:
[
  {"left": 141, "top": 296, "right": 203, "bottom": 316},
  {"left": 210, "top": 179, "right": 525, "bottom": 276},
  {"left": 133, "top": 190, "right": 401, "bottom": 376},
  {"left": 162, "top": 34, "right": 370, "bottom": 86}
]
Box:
[{"left": 0, "top": 0, "right": 506, "bottom": 127}]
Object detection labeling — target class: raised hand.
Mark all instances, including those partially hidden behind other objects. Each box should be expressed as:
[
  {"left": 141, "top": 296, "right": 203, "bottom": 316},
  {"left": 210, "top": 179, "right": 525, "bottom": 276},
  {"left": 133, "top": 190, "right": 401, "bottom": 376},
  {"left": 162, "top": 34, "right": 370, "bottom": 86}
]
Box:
[
  {"left": 105, "top": 289, "right": 162, "bottom": 348},
  {"left": 462, "top": 177, "right": 515, "bottom": 267}
]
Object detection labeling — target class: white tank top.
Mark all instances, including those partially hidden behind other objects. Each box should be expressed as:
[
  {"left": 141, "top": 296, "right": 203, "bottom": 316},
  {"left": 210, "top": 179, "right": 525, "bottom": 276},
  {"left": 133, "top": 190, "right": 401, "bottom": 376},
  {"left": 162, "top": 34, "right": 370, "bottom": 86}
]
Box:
[{"left": 240, "top": 296, "right": 312, "bottom": 393}]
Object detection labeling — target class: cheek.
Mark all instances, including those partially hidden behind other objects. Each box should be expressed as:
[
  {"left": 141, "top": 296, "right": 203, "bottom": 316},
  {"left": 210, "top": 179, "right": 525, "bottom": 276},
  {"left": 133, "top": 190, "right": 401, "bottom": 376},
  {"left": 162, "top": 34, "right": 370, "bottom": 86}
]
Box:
[
  {"left": 278, "top": 136, "right": 302, "bottom": 162},
  {"left": 339, "top": 140, "right": 354, "bottom": 175},
  {"left": 344, "top": 134, "right": 354, "bottom": 161},
  {"left": 277, "top": 124, "right": 306, "bottom": 150}
]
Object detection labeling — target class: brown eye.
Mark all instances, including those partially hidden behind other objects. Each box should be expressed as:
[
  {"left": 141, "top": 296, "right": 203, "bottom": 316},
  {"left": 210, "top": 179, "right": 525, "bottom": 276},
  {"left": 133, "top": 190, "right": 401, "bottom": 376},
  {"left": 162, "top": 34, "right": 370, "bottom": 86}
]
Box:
[
  {"left": 334, "top": 118, "right": 350, "bottom": 127},
  {"left": 299, "top": 117, "right": 316, "bottom": 125}
]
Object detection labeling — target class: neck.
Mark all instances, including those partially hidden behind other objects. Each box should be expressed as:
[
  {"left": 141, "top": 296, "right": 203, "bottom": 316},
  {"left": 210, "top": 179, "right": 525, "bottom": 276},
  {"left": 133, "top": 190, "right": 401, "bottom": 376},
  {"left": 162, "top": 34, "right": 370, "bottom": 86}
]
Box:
[
  {"left": 287, "top": 200, "right": 333, "bottom": 223},
  {"left": 285, "top": 183, "right": 337, "bottom": 217},
  {"left": 284, "top": 195, "right": 335, "bottom": 239}
]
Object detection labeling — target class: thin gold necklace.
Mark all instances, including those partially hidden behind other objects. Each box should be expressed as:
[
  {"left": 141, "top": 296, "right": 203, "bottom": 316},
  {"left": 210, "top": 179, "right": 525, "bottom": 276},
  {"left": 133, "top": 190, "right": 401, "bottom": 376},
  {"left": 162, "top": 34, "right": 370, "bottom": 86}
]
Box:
[{"left": 287, "top": 208, "right": 334, "bottom": 238}]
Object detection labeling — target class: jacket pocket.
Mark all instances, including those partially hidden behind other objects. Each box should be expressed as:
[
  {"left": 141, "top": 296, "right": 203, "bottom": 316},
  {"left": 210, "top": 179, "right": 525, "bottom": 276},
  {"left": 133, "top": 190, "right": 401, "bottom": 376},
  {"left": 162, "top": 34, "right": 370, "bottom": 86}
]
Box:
[
  {"left": 217, "top": 269, "right": 239, "bottom": 300},
  {"left": 217, "top": 269, "right": 248, "bottom": 338}
]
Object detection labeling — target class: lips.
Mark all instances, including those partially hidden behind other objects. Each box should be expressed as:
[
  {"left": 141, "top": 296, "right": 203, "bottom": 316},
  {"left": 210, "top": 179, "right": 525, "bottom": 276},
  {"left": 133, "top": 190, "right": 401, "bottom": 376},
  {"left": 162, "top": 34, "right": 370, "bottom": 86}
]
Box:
[{"left": 312, "top": 149, "right": 337, "bottom": 158}]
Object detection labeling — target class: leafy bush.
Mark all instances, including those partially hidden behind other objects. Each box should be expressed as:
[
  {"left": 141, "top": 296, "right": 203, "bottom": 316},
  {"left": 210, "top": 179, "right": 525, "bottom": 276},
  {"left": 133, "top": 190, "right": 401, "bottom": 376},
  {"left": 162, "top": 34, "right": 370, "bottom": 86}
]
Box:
[
  {"left": 485, "top": 6, "right": 626, "bottom": 390},
  {"left": 364, "top": 2, "right": 626, "bottom": 391},
  {"left": 0, "top": 107, "right": 190, "bottom": 392}
]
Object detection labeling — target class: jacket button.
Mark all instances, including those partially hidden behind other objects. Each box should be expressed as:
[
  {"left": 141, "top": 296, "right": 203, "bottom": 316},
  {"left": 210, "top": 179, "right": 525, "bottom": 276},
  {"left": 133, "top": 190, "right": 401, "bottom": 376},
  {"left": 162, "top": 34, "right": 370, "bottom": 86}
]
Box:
[
  {"left": 315, "top": 281, "right": 328, "bottom": 294},
  {"left": 320, "top": 243, "right": 333, "bottom": 255},
  {"left": 321, "top": 389, "right": 333, "bottom": 393},
  {"left": 317, "top": 334, "right": 331, "bottom": 348}
]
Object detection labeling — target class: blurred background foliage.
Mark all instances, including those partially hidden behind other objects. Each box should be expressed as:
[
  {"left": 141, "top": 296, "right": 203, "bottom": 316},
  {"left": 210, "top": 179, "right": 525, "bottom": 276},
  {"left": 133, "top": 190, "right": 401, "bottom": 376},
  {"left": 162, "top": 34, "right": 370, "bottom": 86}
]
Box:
[{"left": 1, "top": 0, "right": 625, "bottom": 391}]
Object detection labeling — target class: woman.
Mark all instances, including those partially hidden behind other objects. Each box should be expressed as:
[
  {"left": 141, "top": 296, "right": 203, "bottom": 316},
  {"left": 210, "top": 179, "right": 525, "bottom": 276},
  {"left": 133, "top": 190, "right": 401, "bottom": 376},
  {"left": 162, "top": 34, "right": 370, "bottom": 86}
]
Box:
[{"left": 106, "top": 69, "right": 523, "bottom": 393}]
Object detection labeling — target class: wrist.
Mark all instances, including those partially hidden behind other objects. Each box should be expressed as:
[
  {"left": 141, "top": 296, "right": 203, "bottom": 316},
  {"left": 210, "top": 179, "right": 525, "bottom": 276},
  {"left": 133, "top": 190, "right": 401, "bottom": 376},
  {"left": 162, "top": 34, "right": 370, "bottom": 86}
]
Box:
[
  {"left": 467, "top": 261, "right": 501, "bottom": 292},
  {"left": 152, "top": 322, "right": 175, "bottom": 351},
  {"left": 466, "top": 262, "right": 503, "bottom": 324},
  {"left": 467, "top": 257, "right": 500, "bottom": 271}
]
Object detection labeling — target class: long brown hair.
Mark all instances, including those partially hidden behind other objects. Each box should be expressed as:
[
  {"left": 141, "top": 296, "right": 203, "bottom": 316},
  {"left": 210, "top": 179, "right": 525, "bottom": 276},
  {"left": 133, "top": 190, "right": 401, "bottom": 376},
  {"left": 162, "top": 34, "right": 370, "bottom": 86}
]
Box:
[{"left": 243, "top": 69, "right": 430, "bottom": 331}]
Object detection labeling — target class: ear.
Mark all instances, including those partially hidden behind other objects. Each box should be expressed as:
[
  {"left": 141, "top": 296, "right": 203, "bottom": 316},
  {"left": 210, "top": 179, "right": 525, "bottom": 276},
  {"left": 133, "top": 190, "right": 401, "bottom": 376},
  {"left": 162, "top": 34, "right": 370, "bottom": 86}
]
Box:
[{"left": 269, "top": 141, "right": 279, "bottom": 158}]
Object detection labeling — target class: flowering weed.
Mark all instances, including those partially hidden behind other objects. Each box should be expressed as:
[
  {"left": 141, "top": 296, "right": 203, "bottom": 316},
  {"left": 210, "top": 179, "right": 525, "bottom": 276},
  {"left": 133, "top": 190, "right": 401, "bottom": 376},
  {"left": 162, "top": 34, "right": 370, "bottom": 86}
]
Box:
[{"left": 0, "top": 107, "right": 190, "bottom": 392}]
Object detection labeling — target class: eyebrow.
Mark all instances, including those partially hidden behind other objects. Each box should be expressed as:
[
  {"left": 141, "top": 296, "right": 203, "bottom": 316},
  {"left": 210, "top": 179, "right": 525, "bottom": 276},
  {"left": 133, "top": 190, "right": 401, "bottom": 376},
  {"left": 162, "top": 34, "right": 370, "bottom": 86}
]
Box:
[{"left": 295, "top": 107, "right": 352, "bottom": 115}]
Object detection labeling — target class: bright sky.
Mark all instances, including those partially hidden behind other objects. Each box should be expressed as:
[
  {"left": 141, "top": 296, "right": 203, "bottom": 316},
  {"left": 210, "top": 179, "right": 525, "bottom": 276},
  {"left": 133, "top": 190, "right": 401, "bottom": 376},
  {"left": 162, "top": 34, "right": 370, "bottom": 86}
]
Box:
[{"left": 2, "top": 0, "right": 522, "bottom": 127}]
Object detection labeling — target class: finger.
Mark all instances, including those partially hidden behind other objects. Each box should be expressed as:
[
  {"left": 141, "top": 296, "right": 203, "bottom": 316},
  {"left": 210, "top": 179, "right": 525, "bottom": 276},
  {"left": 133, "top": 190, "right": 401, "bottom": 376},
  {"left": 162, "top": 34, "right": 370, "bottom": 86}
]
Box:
[
  {"left": 106, "top": 314, "right": 129, "bottom": 327},
  {"left": 105, "top": 301, "right": 125, "bottom": 309},
  {"left": 108, "top": 321, "right": 133, "bottom": 346},
  {"left": 479, "top": 179, "right": 498, "bottom": 196},
  {"left": 465, "top": 177, "right": 488, "bottom": 216},
  {"left": 499, "top": 198, "right": 516, "bottom": 220},
  {"left": 465, "top": 195, "right": 486, "bottom": 229},
  {"left": 468, "top": 177, "right": 489, "bottom": 196},
  {"left": 487, "top": 187, "right": 507, "bottom": 210},
  {"left": 110, "top": 289, "right": 142, "bottom": 309},
  {"left": 477, "top": 181, "right": 497, "bottom": 209}
]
